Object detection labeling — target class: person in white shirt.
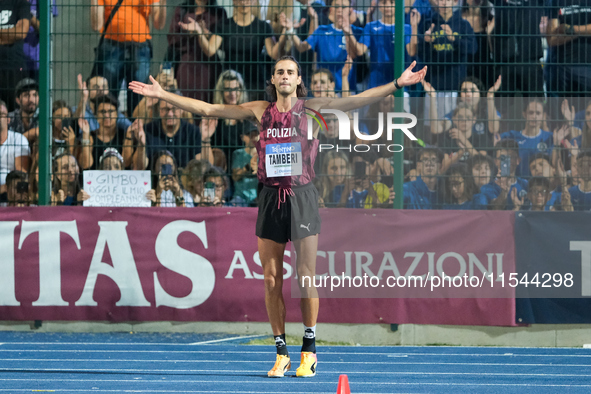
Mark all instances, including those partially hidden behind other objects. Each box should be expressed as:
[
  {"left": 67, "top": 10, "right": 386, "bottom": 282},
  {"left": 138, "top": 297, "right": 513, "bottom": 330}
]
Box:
[{"left": 0, "top": 99, "right": 30, "bottom": 199}]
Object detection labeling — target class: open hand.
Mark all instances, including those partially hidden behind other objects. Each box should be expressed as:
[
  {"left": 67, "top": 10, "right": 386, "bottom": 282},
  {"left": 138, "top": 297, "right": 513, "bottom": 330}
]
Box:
[
  {"left": 129, "top": 75, "right": 165, "bottom": 100},
  {"left": 397, "top": 61, "right": 428, "bottom": 87}
]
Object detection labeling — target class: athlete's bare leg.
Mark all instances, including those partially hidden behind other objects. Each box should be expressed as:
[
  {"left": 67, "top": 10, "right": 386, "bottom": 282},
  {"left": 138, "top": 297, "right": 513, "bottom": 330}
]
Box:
[
  {"left": 258, "top": 237, "right": 287, "bottom": 335},
  {"left": 293, "top": 234, "right": 319, "bottom": 327}
]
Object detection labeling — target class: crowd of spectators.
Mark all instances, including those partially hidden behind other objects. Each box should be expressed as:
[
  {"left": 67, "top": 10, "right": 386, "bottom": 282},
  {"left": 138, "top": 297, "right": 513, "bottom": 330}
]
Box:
[{"left": 0, "top": 0, "right": 590, "bottom": 211}]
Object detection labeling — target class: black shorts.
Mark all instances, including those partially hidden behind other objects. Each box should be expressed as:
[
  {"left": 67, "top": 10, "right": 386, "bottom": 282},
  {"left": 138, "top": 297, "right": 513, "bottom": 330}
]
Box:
[{"left": 256, "top": 182, "right": 321, "bottom": 244}]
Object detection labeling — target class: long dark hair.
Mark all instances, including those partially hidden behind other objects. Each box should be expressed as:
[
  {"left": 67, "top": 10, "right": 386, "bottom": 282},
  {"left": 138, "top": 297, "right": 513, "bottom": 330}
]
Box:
[
  {"left": 265, "top": 56, "right": 308, "bottom": 102},
  {"left": 52, "top": 153, "right": 81, "bottom": 196},
  {"left": 458, "top": 77, "right": 487, "bottom": 120},
  {"left": 444, "top": 163, "right": 477, "bottom": 204}
]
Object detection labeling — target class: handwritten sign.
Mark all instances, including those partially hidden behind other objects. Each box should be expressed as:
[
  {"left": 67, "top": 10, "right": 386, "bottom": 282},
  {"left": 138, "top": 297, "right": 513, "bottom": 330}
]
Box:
[{"left": 83, "top": 171, "right": 151, "bottom": 207}]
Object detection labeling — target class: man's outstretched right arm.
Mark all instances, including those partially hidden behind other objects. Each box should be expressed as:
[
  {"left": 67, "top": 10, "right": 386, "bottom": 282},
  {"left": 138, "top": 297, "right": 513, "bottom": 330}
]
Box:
[{"left": 129, "top": 76, "right": 263, "bottom": 121}]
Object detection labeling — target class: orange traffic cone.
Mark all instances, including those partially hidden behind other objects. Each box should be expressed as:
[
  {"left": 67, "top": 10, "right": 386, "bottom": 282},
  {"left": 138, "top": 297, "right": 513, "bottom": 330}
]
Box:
[{"left": 337, "top": 374, "right": 351, "bottom": 394}]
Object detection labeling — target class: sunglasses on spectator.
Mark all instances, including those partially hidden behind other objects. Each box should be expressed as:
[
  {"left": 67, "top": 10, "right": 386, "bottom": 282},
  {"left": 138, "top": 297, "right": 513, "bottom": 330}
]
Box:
[{"left": 224, "top": 87, "right": 241, "bottom": 92}]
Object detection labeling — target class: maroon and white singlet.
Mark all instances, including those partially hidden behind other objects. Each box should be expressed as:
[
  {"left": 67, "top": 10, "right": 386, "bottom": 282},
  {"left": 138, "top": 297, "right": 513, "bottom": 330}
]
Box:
[{"left": 256, "top": 99, "right": 319, "bottom": 188}]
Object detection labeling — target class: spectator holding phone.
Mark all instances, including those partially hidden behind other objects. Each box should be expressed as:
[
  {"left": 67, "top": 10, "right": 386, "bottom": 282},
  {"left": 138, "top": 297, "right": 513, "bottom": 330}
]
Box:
[
  {"left": 443, "top": 163, "right": 487, "bottom": 209},
  {"left": 488, "top": 139, "right": 528, "bottom": 209},
  {"left": 2, "top": 170, "right": 30, "bottom": 207},
  {"left": 147, "top": 151, "right": 194, "bottom": 207},
  {"left": 50, "top": 100, "right": 76, "bottom": 159},
  {"left": 200, "top": 166, "right": 230, "bottom": 206},
  {"left": 183, "top": 158, "right": 212, "bottom": 206},
  {"left": 339, "top": 153, "right": 392, "bottom": 208}
]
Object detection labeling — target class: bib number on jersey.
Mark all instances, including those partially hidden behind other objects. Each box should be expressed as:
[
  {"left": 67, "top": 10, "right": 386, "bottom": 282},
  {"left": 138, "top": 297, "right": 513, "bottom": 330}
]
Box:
[{"left": 265, "top": 142, "right": 303, "bottom": 178}]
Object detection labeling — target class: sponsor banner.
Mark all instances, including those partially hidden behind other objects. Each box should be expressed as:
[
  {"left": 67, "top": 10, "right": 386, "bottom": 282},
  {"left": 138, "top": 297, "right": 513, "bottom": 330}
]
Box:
[
  {"left": 514, "top": 212, "right": 591, "bottom": 298},
  {"left": 0, "top": 208, "right": 515, "bottom": 326},
  {"left": 292, "top": 210, "right": 516, "bottom": 299},
  {"left": 515, "top": 212, "right": 591, "bottom": 323}
]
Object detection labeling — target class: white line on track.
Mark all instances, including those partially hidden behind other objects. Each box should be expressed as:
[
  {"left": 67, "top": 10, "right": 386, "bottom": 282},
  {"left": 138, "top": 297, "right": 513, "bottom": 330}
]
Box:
[
  {"left": 1, "top": 367, "right": 591, "bottom": 378},
  {"left": 2, "top": 358, "right": 591, "bottom": 368},
  {"left": 2, "top": 381, "right": 591, "bottom": 391},
  {"left": 188, "top": 335, "right": 266, "bottom": 345},
  {"left": 0, "top": 377, "right": 591, "bottom": 384},
  {"left": 1, "top": 349, "right": 590, "bottom": 357}
]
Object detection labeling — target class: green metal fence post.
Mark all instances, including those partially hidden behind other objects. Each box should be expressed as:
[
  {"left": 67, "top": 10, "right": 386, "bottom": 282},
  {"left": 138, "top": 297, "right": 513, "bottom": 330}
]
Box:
[
  {"left": 393, "top": 0, "right": 405, "bottom": 209},
  {"left": 38, "top": 0, "right": 51, "bottom": 206}
]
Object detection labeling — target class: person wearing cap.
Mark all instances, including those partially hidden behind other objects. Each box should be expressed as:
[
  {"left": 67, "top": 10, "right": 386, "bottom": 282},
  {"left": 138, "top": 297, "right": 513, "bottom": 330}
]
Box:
[
  {"left": 8, "top": 78, "right": 39, "bottom": 135},
  {"left": 0, "top": 0, "right": 31, "bottom": 113}
]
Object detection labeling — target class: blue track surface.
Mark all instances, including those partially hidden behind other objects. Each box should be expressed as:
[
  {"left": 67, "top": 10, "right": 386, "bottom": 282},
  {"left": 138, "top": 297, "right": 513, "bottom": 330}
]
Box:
[{"left": 0, "top": 332, "right": 590, "bottom": 393}]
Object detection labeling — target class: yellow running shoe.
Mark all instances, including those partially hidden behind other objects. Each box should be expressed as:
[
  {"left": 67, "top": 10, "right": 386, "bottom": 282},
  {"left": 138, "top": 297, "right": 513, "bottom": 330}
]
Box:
[
  {"left": 296, "top": 352, "right": 317, "bottom": 377},
  {"left": 267, "top": 354, "right": 291, "bottom": 378}
]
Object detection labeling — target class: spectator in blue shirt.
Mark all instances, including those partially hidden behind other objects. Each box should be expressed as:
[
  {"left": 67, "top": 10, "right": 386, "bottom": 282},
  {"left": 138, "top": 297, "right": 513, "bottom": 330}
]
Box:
[
  {"left": 345, "top": 0, "right": 420, "bottom": 89},
  {"left": 564, "top": 150, "right": 591, "bottom": 211},
  {"left": 417, "top": 0, "right": 477, "bottom": 92},
  {"left": 73, "top": 74, "right": 132, "bottom": 134},
  {"left": 489, "top": 139, "right": 528, "bottom": 209},
  {"left": 291, "top": 0, "right": 363, "bottom": 91},
  {"left": 466, "top": 153, "right": 496, "bottom": 200},
  {"left": 133, "top": 90, "right": 216, "bottom": 170},
  {"left": 339, "top": 152, "right": 393, "bottom": 208},
  {"left": 528, "top": 153, "right": 564, "bottom": 210},
  {"left": 512, "top": 177, "right": 553, "bottom": 211},
  {"left": 443, "top": 162, "right": 487, "bottom": 209},
  {"left": 403, "top": 147, "right": 444, "bottom": 209},
  {"left": 500, "top": 99, "right": 555, "bottom": 177}
]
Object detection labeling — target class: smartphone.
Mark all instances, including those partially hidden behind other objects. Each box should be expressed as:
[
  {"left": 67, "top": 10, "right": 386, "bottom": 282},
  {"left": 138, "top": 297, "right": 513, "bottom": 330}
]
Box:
[
  {"left": 161, "top": 163, "right": 173, "bottom": 176},
  {"left": 354, "top": 161, "right": 367, "bottom": 179},
  {"left": 382, "top": 176, "right": 394, "bottom": 188},
  {"left": 162, "top": 62, "right": 173, "bottom": 75},
  {"left": 16, "top": 181, "right": 29, "bottom": 193},
  {"left": 61, "top": 118, "right": 79, "bottom": 135},
  {"left": 500, "top": 155, "right": 511, "bottom": 177},
  {"left": 203, "top": 181, "right": 215, "bottom": 201}
]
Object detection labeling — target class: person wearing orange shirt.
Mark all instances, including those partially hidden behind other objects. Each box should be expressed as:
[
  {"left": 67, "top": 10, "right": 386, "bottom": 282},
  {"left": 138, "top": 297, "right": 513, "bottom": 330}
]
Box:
[{"left": 90, "top": 0, "right": 166, "bottom": 116}]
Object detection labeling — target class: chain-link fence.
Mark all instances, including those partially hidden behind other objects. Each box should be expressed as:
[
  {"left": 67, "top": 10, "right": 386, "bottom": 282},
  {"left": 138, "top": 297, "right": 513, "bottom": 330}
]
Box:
[{"left": 0, "top": 0, "right": 589, "bottom": 210}]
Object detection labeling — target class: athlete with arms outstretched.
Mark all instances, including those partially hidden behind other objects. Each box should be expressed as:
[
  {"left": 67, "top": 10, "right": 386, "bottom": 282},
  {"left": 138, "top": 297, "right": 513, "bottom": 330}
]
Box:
[{"left": 129, "top": 56, "right": 426, "bottom": 378}]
